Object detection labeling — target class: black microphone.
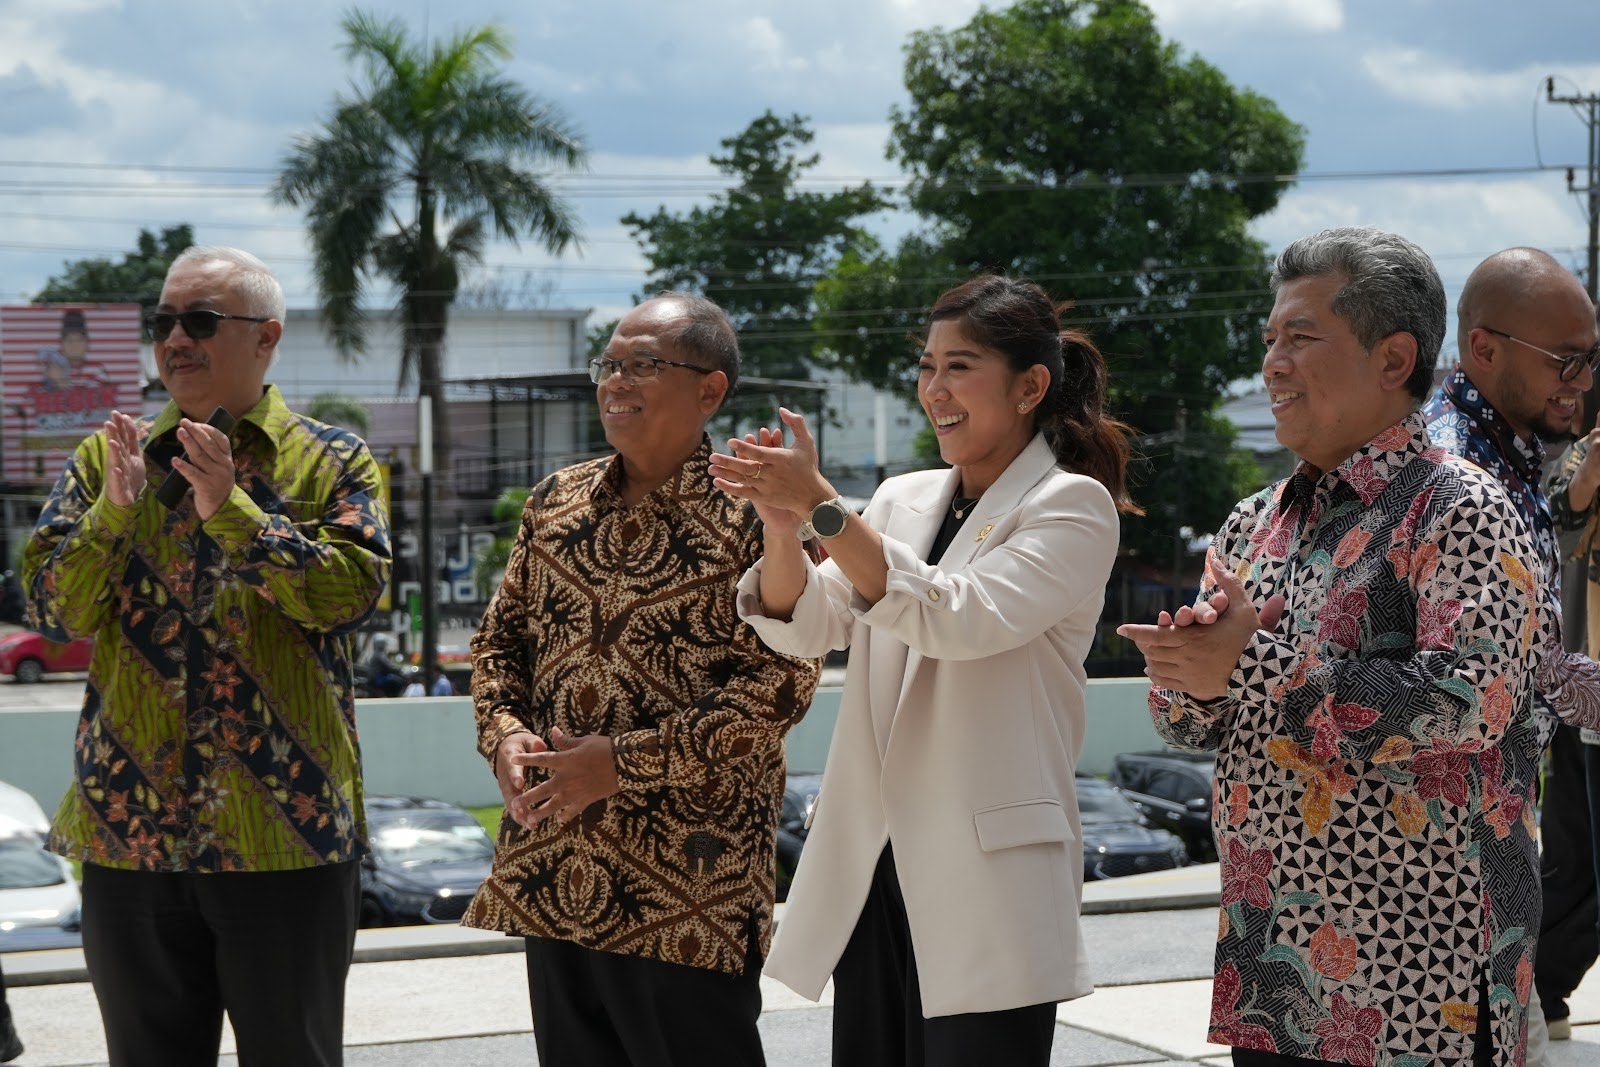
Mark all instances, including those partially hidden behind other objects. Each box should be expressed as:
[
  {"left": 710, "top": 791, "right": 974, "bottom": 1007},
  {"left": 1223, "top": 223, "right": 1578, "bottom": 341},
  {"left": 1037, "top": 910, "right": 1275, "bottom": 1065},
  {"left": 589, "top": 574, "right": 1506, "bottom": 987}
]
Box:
[{"left": 155, "top": 406, "right": 238, "bottom": 508}]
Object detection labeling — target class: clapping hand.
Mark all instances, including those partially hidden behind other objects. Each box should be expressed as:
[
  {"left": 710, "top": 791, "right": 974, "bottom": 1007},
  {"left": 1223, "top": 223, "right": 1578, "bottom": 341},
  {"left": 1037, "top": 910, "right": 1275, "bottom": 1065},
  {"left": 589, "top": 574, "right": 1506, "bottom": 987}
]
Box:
[
  {"left": 1116, "top": 558, "right": 1285, "bottom": 700},
  {"left": 103, "top": 411, "right": 147, "bottom": 507}
]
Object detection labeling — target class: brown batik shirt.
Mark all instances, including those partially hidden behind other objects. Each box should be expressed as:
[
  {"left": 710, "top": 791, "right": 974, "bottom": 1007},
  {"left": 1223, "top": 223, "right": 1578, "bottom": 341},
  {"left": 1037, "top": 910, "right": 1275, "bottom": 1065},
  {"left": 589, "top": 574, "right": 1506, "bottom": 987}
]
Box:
[{"left": 461, "top": 437, "right": 821, "bottom": 975}]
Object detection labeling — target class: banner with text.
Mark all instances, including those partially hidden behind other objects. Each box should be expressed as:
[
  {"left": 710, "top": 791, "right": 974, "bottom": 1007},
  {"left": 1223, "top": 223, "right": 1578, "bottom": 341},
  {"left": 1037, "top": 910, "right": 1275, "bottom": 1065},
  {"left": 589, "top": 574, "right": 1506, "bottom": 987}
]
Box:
[{"left": 1, "top": 305, "right": 144, "bottom": 483}]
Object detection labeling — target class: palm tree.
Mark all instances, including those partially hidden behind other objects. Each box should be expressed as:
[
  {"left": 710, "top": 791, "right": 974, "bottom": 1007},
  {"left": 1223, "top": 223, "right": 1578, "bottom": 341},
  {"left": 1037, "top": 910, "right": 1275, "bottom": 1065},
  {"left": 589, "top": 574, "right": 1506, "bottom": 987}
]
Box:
[
  {"left": 304, "top": 391, "right": 372, "bottom": 437},
  {"left": 271, "top": 9, "right": 586, "bottom": 477}
]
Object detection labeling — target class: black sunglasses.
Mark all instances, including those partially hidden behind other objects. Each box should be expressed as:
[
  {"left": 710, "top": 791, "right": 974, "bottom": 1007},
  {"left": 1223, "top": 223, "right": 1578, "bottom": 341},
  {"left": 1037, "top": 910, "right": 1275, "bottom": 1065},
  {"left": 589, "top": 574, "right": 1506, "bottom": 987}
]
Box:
[{"left": 145, "top": 309, "right": 270, "bottom": 341}]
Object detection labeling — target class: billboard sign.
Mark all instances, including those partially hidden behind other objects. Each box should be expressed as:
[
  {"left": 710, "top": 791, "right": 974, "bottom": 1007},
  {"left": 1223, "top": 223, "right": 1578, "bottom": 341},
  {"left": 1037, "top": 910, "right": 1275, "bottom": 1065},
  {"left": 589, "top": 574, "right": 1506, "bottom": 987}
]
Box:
[{"left": 2, "top": 305, "right": 144, "bottom": 483}]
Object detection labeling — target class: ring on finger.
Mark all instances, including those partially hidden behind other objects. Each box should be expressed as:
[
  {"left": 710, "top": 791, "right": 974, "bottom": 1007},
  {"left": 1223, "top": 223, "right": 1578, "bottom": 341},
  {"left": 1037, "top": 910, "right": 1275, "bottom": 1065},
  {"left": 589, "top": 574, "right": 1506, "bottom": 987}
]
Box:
[{"left": 748, "top": 461, "right": 764, "bottom": 481}]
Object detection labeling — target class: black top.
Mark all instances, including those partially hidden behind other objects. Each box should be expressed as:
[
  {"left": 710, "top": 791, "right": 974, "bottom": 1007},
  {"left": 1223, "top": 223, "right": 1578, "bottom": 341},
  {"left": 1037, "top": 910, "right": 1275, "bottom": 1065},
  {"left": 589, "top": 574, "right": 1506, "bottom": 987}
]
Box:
[{"left": 926, "top": 495, "right": 978, "bottom": 565}]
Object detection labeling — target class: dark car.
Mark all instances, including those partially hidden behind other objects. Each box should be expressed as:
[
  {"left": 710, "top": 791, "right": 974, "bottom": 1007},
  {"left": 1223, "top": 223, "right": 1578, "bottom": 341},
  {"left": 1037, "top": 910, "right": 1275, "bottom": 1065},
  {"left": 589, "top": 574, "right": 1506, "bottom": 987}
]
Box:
[
  {"left": 1077, "top": 776, "right": 1188, "bottom": 881},
  {"left": 359, "top": 796, "right": 495, "bottom": 927},
  {"left": 1108, "top": 750, "right": 1217, "bottom": 862},
  {"left": 776, "top": 771, "right": 822, "bottom": 901},
  {"left": 0, "top": 631, "right": 93, "bottom": 683}
]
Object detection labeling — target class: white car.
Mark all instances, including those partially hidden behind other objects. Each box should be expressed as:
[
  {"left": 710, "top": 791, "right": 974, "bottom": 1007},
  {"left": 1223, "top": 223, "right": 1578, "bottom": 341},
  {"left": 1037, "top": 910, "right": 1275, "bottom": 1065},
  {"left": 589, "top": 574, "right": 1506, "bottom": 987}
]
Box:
[{"left": 0, "top": 780, "right": 79, "bottom": 950}]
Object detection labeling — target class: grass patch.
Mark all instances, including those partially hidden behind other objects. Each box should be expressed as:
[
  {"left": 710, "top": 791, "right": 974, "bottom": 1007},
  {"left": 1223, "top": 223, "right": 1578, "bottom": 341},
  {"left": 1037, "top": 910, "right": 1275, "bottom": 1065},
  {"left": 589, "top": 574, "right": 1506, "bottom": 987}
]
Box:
[{"left": 467, "top": 804, "right": 503, "bottom": 838}]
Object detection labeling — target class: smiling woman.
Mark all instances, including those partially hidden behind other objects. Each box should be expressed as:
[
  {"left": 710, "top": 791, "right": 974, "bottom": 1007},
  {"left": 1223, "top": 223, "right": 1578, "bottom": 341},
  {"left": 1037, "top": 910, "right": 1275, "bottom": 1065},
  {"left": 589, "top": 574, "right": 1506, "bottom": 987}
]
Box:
[{"left": 722, "top": 273, "right": 1140, "bottom": 1066}]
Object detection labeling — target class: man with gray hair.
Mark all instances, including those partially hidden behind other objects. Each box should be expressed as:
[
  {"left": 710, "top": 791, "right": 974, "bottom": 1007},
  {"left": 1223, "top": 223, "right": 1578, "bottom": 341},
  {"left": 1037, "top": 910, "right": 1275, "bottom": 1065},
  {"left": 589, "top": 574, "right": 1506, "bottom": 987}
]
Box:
[
  {"left": 1120, "top": 227, "right": 1600, "bottom": 1067},
  {"left": 24, "top": 245, "right": 392, "bottom": 1064}
]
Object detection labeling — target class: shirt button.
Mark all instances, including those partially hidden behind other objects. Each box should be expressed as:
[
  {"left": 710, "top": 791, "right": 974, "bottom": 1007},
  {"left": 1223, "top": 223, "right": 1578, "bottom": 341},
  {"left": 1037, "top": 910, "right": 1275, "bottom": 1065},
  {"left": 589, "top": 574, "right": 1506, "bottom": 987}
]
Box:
[{"left": 928, "top": 589, "right": 941, "bottom": 602}]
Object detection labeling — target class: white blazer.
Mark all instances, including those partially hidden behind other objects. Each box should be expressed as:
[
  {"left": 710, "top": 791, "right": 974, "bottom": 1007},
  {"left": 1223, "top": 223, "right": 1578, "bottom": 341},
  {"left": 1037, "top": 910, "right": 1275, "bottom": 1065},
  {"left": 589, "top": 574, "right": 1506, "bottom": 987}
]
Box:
[{"left": 737, "top": 434, "right": 1119, "bottom": 1017}]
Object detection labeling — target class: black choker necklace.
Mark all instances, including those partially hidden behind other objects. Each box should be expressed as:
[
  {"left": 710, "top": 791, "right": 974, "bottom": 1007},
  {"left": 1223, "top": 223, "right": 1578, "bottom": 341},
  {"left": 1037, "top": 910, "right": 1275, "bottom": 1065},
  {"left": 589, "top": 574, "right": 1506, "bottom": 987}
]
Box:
[{"left": 952, "top": 495, "right": 978, "bottom": 520}]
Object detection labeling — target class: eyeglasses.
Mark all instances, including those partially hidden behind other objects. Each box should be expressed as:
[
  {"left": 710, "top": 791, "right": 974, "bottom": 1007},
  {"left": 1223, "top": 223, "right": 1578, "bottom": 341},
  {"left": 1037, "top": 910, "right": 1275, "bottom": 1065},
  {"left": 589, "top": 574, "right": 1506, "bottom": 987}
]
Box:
[
  {"left": 588, "top": 356, "right": 712, "bottom": 384},
  {"left": 1482, "top": 326, "right": 1600, "bottom": 383},
  {"left": 145, "top": 310, "right": 270, "bottom": 341}
]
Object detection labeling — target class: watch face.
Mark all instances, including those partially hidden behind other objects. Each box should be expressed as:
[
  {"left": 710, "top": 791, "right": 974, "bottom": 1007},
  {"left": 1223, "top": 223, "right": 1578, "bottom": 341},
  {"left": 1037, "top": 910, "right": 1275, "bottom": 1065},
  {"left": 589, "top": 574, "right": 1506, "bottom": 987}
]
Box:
[{"left": 811, "top": 500, "right": 848, "bottom": 538}]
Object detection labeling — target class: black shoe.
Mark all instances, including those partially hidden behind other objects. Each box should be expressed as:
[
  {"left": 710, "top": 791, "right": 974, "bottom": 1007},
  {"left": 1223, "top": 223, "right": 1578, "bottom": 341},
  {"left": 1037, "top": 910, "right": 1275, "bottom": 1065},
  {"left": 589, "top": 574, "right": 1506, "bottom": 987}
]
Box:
[{"left": 0, "top": 1012, "right": 21, "bottom": 1063}]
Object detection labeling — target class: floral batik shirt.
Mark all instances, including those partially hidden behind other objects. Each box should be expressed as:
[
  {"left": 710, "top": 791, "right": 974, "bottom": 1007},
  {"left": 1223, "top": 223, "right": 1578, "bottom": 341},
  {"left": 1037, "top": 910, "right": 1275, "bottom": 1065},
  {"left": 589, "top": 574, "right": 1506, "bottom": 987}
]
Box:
[
  {"left": 462, "top": 438, "right": 821, "bottom": 976},
  {"left": 23, "top": 386, "right": 391, "bottom": 873},
  {"left": 1151, "top": 412, "right": 1600, "bottom": 1067},
  {"left": 1426, "top": 369, "right": 1600, "bottom": 749}
]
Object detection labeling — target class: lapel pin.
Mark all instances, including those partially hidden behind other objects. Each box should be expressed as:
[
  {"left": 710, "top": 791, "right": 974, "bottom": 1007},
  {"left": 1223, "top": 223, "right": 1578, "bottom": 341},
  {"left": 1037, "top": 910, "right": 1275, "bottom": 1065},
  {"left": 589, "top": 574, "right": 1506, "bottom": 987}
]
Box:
[{"left": 975, "top": 523, "right": 995, "bottom": 542}]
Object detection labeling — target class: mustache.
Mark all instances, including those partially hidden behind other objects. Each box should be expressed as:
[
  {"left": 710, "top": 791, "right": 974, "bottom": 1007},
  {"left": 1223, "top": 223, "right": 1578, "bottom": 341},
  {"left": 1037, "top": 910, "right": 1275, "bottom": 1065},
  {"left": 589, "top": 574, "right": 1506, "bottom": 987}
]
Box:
[{"left": 164, "top": 352, "right": 210, "bottom": 371}]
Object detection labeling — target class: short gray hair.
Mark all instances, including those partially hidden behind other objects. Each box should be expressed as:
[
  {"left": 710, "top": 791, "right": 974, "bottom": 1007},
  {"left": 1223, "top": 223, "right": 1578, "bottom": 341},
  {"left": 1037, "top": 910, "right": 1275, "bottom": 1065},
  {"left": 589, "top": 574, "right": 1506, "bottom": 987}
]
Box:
[
  {"left": 649, "top": 291, "right": 740, "bottom": 396},
  {"left": 170, "top": 245, "right": 286, "bottom": 323},
  {"left": 1271, "top": 226, "right": 1445, "bottom": 401}
]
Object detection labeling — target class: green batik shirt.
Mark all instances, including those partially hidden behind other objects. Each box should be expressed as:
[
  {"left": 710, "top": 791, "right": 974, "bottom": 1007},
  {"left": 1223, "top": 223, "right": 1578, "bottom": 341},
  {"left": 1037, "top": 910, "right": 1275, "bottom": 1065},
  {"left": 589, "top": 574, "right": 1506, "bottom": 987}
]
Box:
[{"left": 23, "top": 385, "right": 392, "bottom": 873}]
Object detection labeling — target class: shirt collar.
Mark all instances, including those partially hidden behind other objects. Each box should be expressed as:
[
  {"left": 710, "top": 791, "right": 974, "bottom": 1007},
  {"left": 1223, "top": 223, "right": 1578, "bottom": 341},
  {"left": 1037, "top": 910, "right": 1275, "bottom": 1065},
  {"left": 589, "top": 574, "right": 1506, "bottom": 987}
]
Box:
[
  {"left": 144, "top": 385, "right": 293, "bottom": 454},
  {"left": 1440, "top": 366, "right": 1545, "bottom": 479},
  {"left": 591, "top": 435, "right": 717, "bottom": 513},
  {"left": 1291, "top": 410, "right": 1430, "bottom": 503}
]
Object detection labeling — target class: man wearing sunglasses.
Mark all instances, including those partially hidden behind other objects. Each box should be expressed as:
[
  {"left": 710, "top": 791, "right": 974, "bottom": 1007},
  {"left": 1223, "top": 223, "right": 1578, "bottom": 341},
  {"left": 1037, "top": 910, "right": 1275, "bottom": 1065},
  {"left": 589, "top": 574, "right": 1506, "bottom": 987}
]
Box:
[
  {"left": 463, "top": 293, "right": 819, "bottom": 1066},
  {"left": 1423, "top": 247, "right": 1600, "bottom": 1054},
  {"left": 22, "top": 245, "right": 392, "bottom": 1065}
]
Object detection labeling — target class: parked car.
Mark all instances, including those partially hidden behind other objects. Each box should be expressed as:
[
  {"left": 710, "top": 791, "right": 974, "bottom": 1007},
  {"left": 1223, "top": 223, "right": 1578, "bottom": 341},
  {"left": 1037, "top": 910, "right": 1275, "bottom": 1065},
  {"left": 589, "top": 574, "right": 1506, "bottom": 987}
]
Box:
[
  {"left": 0, "top": 630, "right": 92, "bottom": 683},
  {"left": 1077, "top": 776, "right": 1188, "bottom": 881},
  {"left": 1108, "top": 750, "right": 1218, "bottom": 862},
  {"left": 0, "top": 781, "right": 80, "bottom": 951},
  {"left": 776, "top": 771, "right": 821, "bottom": 902},
  {"left": 359, "top": 796, "right": 495, "bottom": 927}
]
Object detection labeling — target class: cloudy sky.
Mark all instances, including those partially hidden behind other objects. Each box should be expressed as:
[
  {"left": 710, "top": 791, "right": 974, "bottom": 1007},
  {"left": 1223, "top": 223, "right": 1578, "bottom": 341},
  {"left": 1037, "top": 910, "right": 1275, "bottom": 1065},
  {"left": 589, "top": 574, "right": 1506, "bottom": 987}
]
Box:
[{"left": 1, "top": 0, "right": 1598, "bottom": 343}]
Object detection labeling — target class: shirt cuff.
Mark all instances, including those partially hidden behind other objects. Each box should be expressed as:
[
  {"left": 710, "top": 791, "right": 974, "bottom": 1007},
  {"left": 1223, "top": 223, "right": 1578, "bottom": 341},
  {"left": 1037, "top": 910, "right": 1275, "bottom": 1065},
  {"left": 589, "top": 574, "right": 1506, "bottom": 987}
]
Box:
[
  {"left": 201, "top": 485, "right": 271, "bottom": 561},
  {"left": 481, "top": 711, "right": 533, "bottom": 765},
  {"left": 1227, "top": 629, "right": 1301, "bottom": 716},
  {"left": 82, "top": 488, "right": 144, "bottom": 542}
]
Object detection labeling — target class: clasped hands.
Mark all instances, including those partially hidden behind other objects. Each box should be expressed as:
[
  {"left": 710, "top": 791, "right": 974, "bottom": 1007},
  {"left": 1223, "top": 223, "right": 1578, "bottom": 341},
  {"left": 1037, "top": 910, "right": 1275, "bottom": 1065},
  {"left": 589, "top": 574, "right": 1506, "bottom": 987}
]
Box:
[
  {"left": 1115, "top": 558, "right": 1286, "bottom": 700},
  {"left": 495, "top": 728, "right": 620, "bottom": 829}
]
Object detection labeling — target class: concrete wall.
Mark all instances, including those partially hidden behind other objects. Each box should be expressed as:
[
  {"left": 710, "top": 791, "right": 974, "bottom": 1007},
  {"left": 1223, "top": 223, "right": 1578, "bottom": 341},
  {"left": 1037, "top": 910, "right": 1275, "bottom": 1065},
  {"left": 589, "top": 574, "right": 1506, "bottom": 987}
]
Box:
[{"left": 0, "top": 679, "right": 1167, "bottom": 814}]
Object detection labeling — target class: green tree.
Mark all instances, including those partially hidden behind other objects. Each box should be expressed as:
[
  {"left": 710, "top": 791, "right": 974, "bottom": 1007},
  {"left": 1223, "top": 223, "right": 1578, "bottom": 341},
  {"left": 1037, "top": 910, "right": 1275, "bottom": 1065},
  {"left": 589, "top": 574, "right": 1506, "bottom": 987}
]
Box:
[
  {"left": 622, "top": 112, "right": 888, "bottom": 382},
  {"left": 35, "top": 224, "right": 195, "bottom": 338},
  {"left": 817, "top": 0, "right": 1302, "bottom": 558},
  {"left": 304, "top": 392, "right": 372, "bottom": 437},
  {"left": 271, "top": 9, "right": 587, "bottom": 477}
]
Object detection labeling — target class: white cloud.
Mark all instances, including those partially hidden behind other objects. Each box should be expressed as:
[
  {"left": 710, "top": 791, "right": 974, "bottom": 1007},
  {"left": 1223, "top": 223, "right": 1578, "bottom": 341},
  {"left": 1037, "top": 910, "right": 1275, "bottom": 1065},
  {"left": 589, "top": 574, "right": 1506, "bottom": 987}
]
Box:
[
  {"left": 1147, "top": 0, "right": 1343, "bottom": 33},
  {"left": 1362, "top": 47, "right": 1600, "bottom": 110},
  {"left": 742, "top": 16, "right": 811, "bottom": 74},
  {"left": 1252, "top": 176, "right": 1591, "bottom": 321}
]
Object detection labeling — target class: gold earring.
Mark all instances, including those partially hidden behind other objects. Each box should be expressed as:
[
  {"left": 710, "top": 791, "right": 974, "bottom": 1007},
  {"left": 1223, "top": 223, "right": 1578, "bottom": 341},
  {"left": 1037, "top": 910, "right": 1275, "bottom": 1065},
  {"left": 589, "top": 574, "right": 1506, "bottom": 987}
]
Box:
[{"left": 1018, "top": 403, "right": 1028, "bottom": 413}]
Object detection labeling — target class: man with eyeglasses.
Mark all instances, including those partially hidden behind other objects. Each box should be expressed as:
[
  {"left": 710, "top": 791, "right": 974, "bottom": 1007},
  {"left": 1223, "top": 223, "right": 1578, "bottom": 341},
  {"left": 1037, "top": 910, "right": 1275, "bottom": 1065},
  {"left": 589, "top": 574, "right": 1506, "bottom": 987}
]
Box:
[
  {"left": 22, "top": 245, "right": 391, "bottom": 1065},
  {"left": 463, "top": 293, "right": 820, "bottom": 1066},
  {"left": 1423, "top": 247, "right": 1600, "bottom": 1053}
]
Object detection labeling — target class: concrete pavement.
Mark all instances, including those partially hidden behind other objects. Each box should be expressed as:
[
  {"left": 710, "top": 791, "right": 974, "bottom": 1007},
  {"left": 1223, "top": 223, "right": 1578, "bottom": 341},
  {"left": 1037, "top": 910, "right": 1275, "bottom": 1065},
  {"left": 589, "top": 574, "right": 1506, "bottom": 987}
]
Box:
[{"left": 4, "top": 862, "right": 1599, "bottom": 1065}]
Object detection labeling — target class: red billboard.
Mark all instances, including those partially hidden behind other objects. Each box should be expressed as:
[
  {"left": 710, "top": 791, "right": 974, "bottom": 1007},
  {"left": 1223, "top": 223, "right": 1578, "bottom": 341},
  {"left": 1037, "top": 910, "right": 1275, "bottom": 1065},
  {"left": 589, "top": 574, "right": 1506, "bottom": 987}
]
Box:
[{"left": 2, "top": 305, "right": 144, "bottom": 483}]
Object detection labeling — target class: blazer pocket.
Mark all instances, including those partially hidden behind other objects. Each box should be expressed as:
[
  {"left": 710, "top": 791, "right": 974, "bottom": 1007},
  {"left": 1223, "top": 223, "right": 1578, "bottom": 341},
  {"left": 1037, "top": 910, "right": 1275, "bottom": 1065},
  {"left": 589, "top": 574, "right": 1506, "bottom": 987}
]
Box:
[{"left": 973, "top": 799, "right": 1075, "bottom": 852}]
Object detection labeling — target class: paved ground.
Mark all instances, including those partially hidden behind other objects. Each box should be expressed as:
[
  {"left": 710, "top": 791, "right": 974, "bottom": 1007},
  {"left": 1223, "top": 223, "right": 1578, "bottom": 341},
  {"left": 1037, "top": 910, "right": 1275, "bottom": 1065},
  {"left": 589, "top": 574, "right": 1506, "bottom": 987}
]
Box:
[{"left": 5, "top": 865, "right": 1599, "bottom": 1066}]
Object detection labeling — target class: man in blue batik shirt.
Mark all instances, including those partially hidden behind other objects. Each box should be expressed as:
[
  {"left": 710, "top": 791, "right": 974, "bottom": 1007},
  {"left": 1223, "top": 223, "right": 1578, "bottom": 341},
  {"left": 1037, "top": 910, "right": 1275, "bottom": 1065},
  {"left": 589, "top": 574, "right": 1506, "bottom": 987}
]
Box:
[{"left": 1423, "top": 246, "right": 1600, "bottom": 1045}]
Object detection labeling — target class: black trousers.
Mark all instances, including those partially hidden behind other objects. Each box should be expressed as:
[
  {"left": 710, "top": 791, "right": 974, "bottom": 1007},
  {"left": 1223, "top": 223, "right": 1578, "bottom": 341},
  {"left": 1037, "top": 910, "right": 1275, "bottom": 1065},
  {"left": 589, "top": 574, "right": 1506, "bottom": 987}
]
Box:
[
  {"left": 524, "top": 936, "right": 766, "bottom": 1067},
  {"left": 831, "top": 847, "right": 1057, "bottom": 1067},
  {"left": 1535, "top": 724, "right": 1600, "bottom": 1020},
  {"left": 80, "top": 860, "right": 360, "bottom": 1067}
]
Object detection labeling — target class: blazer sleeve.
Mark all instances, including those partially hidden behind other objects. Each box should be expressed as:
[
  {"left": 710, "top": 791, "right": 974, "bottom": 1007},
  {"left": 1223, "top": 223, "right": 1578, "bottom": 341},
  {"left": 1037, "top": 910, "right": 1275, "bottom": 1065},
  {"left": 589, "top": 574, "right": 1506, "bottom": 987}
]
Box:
[{"left": 857, "top": 474, "right": 1118, "bottom": 662}]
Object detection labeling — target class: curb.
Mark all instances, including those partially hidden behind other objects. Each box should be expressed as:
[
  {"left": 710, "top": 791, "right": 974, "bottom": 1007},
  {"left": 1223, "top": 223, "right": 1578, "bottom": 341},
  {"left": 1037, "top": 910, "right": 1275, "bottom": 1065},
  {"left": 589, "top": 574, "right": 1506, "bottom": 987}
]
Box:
[{"left": 5, "top": 872, "right": 1222, "bottom": 988}]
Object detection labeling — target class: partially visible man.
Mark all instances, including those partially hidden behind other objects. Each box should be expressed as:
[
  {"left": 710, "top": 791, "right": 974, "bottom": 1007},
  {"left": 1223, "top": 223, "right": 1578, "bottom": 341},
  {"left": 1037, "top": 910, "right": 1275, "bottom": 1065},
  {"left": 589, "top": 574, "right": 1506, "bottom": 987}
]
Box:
[
  {"left": 1422, "top": 248, "right": 1600, "bottom": 1046},
  {"left": 1119, "top": 227, "right": 1600, "bottom": 1067},
  {"left": 463, "top": 293, "right": 821, "bottom": 1066},
  {"left": 24, "top": 246, "right": 392, "bottom": 1066}
]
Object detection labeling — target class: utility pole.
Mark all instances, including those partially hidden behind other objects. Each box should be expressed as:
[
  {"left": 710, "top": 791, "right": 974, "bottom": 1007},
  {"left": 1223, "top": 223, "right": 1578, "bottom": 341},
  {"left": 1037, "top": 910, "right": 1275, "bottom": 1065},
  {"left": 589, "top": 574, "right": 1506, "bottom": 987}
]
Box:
[
  {"left": 418, "top": 397, "right": 439, "bottom": 687},
  {"left": 1547, "top": 78, "right": 1600, "bottom": 302}
]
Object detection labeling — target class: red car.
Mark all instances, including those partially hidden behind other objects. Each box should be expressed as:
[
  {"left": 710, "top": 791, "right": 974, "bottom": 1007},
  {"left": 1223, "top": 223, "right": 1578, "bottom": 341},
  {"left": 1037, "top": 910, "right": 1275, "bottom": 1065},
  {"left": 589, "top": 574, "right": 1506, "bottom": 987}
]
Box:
[{"left": 0, "top": 631, "right": 92, "bottom": 683}]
